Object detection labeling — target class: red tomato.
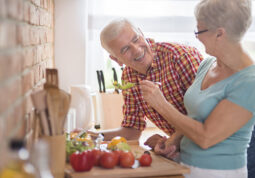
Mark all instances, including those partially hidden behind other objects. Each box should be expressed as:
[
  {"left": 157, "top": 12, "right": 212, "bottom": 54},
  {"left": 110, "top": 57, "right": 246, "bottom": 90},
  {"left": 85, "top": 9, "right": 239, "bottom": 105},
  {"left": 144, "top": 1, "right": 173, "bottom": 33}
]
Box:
[
  {"left": 119, "top": 151, "right": 135, "bottom": 168},
  {"left": 91, "top": 149, "right": 103, "bottom": 166},
  {"left": 100, "top": 151, "right": 116, "bottom": 169},
  {"left": 139, "top": 153, "right": 152, "bottom": 166},
  {"left": 70, "top": 151, "right": 95, "bottom": 172},
  {"left": 112, "top": 150, "right": 123, "bottom": 165}
]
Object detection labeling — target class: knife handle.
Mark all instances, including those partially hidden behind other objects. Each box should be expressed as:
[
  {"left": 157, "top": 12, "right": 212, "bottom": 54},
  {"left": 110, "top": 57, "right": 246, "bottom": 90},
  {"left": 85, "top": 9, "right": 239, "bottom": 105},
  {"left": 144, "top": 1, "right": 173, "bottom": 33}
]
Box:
[
  {"left": 96, "top": 70, "right": 102, "bottom": 92},
  {"left": 100, "top": 70, "right": 106, "bottom": 93},
  {"left": 112, "top": 68, "right": 118, "bottom": 81},
  {"left": 112, "top": 68, "right": 119, "bottom": 94}
]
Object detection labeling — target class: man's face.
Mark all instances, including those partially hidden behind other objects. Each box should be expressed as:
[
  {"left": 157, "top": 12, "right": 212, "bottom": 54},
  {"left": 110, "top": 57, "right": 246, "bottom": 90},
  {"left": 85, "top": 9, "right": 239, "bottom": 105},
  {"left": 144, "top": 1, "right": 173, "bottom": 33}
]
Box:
[{"left": 108, "top": 25, "right": 153, "bottom": 75}]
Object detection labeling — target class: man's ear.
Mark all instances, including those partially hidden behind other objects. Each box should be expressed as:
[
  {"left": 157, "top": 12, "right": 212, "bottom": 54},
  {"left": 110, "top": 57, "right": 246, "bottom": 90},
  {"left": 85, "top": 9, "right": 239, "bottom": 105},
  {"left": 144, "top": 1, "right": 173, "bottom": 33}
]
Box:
[{"left": 109, "top": 55, "right": 124, "bottom": 66}]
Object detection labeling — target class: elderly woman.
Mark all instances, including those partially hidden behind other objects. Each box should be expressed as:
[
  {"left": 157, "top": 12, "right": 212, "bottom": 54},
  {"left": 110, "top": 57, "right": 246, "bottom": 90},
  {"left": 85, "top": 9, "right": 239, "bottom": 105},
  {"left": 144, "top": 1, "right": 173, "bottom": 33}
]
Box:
[{"left": 140, "top": 0, "right": 255, "bottom": 177}]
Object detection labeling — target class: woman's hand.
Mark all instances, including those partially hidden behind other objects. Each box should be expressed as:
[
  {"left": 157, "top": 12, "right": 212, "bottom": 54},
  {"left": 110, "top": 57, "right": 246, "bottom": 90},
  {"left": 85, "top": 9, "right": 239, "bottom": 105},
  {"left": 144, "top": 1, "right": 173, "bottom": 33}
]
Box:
[{"left": 139, "top": 80, "right": 166, "bottom": 110}]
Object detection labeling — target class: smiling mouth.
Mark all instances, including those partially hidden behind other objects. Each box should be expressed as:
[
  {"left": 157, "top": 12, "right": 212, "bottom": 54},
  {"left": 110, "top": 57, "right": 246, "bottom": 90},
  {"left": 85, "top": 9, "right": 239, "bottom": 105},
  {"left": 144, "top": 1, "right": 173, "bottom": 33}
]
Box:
[{"left": 134, "top": 50, "right": 145, "bottom": 61}]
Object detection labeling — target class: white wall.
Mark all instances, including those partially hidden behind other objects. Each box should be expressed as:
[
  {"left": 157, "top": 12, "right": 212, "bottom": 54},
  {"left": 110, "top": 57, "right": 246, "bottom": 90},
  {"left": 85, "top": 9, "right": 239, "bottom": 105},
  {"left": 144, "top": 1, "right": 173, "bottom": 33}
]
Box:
[{"left": 54, "top": 0, "right": 88, "bottom": 92}]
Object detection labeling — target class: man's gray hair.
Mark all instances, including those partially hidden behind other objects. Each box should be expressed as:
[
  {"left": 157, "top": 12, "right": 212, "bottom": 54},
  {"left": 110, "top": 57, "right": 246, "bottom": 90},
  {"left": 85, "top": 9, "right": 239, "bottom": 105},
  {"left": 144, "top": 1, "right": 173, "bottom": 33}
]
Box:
[
  {"left": 195, "top": 0, "right": 252, "bottom": 42},
  {"left": 100, "top": 18, "right": 139, "bottom": 53}
]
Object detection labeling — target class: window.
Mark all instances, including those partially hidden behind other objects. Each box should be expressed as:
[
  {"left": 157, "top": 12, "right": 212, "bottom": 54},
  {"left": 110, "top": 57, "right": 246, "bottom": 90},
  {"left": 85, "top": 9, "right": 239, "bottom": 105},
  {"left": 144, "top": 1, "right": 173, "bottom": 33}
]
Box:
[{"left": 86, "top": 0, "right": 255, "bottom": 91}]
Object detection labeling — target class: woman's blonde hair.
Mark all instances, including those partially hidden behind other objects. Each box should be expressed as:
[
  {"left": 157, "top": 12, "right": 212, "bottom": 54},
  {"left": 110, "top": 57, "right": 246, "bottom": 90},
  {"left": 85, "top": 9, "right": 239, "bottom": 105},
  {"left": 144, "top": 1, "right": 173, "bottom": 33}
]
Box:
[{"left": 195, "top": 0, "right": 252, "bottom": 42}]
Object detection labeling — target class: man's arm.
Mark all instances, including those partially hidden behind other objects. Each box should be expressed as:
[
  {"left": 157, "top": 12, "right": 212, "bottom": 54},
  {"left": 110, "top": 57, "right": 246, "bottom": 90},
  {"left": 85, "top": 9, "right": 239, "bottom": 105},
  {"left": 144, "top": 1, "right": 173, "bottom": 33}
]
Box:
[{"left": 98, "top": 127, "right": 142, "bottom": 141}]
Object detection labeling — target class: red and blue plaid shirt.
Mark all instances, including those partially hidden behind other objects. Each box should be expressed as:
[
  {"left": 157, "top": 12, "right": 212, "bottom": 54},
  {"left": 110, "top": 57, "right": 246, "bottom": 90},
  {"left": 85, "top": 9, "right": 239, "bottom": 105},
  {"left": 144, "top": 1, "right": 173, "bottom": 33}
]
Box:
[{"left": 121, "top": 38, "right": 203, "bottom": 135}]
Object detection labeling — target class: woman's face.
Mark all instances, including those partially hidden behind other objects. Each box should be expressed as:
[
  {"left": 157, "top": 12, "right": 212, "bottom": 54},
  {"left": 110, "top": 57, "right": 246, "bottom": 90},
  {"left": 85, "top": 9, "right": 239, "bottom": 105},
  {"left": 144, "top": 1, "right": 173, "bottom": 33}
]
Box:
[{"left": 196, "top": 21, "right": 217, "bottom": 56}]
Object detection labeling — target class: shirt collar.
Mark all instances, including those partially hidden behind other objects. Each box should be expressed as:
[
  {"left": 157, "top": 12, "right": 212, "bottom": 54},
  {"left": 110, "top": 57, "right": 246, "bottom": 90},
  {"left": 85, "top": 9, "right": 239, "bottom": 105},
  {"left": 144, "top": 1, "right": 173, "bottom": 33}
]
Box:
[{"left": 146, "top": 38, "right": 158, "bottom": 73}]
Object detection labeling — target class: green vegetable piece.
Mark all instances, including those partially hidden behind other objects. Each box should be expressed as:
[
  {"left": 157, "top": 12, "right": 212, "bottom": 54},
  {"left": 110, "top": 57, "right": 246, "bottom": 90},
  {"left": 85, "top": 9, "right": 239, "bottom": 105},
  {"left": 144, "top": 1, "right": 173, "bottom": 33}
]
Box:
[
  {"left": 113, "top": 81, "right": 136, "bottom": 90},
  {"left": 121, "top": 82, "right": 135, "bottom": 90},
  {"left": 116, "top": 142, "right": 131, "bottom": 151}
]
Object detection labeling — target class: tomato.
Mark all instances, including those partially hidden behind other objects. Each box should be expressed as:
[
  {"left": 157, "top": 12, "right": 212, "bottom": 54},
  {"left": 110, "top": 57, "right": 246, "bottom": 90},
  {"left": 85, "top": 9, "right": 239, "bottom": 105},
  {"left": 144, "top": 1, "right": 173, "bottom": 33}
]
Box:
[
  {"left": 100, "top": 151, "right": 116, "bottom": 169},
  {"left": 139, "top": 153, "right": 152, "bottom": 166},
  {"left": 70, "top": 151, "right": 95, "bottom": 172},
  {"left": 119, "top": 151, "right": 135, "bottom": 168},
  {"left": 112, "top": 150, "right": 123, "bottom": 165},
  {"left": 91, "top": 149, "right": 103, "bottom": 166}
]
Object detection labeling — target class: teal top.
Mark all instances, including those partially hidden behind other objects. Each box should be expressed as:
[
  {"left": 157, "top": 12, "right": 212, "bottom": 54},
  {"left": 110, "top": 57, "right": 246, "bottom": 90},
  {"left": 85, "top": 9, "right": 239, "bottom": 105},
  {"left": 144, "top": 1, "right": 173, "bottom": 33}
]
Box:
[{"left": 180, "top": 57, "right": 255, "bottom": 170}]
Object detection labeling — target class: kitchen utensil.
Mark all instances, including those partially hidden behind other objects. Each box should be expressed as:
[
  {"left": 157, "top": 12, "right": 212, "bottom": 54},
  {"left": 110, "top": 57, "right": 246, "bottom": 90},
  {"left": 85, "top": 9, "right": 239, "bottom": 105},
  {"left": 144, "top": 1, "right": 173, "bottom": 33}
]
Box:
[
  {"left": 44, "top": 69, "right": 58, "bottom": 89},
  {"left": 31, "top": 90, "right": 51, "bottom": 136},
  {"left": 45, "top": 69, "right": 71, "bottom": 135},
  {"left": 47, "top": 88, "right": 71, "bottom": 135},
  {"left": 100, "top": 70, "right": 106, "bottom": 93},
  {"left": 112, "top": 68, "right": 119, "bottom": 94},
  {"left": 96, "top": 70, "right": 102, "bottom": 93}
]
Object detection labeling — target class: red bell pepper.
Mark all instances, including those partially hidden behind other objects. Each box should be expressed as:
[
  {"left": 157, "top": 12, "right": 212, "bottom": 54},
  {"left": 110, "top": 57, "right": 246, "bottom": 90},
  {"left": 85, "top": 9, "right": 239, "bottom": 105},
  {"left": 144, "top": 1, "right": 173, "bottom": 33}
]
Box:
[{"left": 70, "top": 150, "right": 95, "bottom": 172}]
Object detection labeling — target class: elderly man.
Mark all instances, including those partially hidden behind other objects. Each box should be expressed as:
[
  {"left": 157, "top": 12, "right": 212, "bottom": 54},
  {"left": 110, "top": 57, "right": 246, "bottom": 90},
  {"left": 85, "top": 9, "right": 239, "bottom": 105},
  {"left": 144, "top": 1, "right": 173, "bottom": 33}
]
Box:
[{"left": 97, "top": 18, "right": 203, "bottom": 149}]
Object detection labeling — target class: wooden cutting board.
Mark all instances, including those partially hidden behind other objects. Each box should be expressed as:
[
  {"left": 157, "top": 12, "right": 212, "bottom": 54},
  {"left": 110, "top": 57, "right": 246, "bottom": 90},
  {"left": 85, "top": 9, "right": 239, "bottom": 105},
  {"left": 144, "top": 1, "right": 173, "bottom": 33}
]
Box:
[{"left": 65, "top": 141, "right": 190, "bottom": 178}]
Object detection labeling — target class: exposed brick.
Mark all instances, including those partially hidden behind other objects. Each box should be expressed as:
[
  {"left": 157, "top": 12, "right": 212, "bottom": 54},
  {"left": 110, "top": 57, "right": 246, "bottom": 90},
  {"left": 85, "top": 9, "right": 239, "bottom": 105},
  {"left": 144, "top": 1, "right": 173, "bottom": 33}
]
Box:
[
  {"left": 39, "top": 28, "right": 47, "bottom": 44},
  {"left": 0, "top": 21, "right": 17, "bottom": 49},
  {"left": 23, "top": 94, "right": 34, "bottom": 115},
  {"left": 6, "top": 0, "right": 24, "bottom": 20},
  {"left": 17, "top": 24, "right": 30, "bottom": 46},
  {"left": 0, "top": 0, "right": 54, "bottom": 149},
  {"left": 30, "top": 3, "right": 39, "bottom": 25},
  {"left": 23, "top": 1, "right": 30, "bottom": 23},
  {"left": 49, "top": 0, "right": 54, "bottom": 13},
  {"left": 42, "top": 44, "right": 51, "bottom": 60},
  {"left": 40, "top": 0, "right": 44, "bottom": 8},
  {"left": 39, "top": 62, "right": 47, "bottom": 80},
  {"left": 22, "top": 70, "right": 34, "bottom": 94},
  {"left": 0, "top": 0, "right": 6, "bottom": 18},
  {"left": 30, "top": 26, "right": 39, "bottom": 45},
  {"left": 47, "top": 28, "right": 53, "bottom": 43},
  {"left": 0, "top": 51, "right": 23, "bottom": 82},
  {"left": 37, "top": 45, "right": 43, "bottom": 62},
  {"left": 0, "top": 78, "right": 22, "bottom": 114},
  {"left": 22, "top": 47, "right": 36, "bottom": 69},
  {"left": 6, "top": 102, "right": 26, "bottom": 139},
  {"left": 43, "top": 0, "right": 48, "bottom": 9},
  {"left": 32, "top": 0, "right": 40, "bottom": 7}
]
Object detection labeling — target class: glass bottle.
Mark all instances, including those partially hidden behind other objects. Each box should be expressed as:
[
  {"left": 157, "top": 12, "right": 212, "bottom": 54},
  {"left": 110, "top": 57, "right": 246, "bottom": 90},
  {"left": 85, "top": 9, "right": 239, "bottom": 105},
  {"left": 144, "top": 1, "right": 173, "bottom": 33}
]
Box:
[
  {"left": 31, "top": 140, "right": 53, "bottom": 178},
  {"left": 0, "top": 139, "right": 35, "bottom": 178}
]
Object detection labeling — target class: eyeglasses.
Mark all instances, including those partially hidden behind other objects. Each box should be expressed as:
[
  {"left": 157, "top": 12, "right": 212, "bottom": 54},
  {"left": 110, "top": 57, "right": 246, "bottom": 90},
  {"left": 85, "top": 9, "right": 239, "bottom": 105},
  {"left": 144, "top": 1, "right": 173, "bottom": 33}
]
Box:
[{"left": 194, "top": 29, "right": 208, "bottom": 38}]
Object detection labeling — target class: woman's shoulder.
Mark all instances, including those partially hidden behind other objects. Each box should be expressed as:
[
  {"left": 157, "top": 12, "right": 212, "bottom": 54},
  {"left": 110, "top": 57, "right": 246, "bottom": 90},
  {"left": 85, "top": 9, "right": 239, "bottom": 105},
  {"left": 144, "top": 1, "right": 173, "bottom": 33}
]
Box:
[
  {"left": 197, "top": 57, "right": 216, "bottom": 74},
  {"left": 231, "top": 65, "right": 255, "bottom": 86}
]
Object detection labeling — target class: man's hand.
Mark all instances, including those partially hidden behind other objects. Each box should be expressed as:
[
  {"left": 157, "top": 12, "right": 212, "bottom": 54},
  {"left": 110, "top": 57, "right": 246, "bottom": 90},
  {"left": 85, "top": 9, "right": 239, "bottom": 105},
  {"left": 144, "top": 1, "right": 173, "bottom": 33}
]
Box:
[
  {"left": 144, "top": 134, "right": 163, "bottom": 149},
  {"left": 154, "top": 136, "right": 180, "bottom": 161}
]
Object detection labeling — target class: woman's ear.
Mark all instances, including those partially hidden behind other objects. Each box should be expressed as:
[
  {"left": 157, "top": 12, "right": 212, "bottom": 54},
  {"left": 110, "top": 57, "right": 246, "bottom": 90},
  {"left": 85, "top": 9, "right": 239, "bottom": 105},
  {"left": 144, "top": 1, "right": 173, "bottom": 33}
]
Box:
[
  {"left": 216, "top": 28, "right": 225, "bottom": 38},
  {"left": 109, "top": 55, "right": 124, "bottom": 66}
]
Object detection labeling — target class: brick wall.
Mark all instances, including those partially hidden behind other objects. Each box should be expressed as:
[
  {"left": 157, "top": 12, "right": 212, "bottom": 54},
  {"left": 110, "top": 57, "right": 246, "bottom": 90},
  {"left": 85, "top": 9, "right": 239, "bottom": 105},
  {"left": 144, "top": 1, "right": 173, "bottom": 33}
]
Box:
[{"left": 0, "top": 0, "right": 54, "bottom": 143}]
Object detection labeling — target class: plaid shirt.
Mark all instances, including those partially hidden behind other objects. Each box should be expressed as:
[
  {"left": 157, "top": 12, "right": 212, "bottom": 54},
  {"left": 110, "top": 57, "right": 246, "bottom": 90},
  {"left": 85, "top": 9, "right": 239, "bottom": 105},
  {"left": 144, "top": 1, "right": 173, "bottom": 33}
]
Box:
[{"left": 121, "top": 38, "right": 203, "bottom": 135}]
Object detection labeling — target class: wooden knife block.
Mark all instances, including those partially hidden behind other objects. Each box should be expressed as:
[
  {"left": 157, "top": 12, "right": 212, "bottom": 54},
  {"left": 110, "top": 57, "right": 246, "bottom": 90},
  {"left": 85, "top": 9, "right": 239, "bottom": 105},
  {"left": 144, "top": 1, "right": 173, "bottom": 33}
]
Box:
[{"left": 97, "top": 93, "right": 124, "bottom": 130}]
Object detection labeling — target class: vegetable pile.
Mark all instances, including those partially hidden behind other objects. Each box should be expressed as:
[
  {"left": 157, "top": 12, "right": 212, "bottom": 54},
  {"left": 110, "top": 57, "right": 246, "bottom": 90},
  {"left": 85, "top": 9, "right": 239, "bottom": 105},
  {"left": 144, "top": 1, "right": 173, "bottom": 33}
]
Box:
[{"left": 67, "top": 135, "right": 153, "bottom": 172}]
